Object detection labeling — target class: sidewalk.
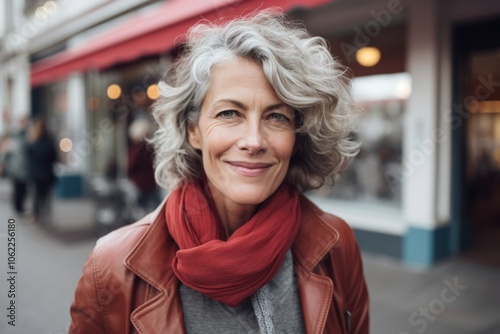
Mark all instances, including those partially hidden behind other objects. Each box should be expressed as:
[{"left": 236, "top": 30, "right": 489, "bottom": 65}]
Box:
[
  {"left": 0, "top": 179, "right": 499, "bottom": 333},
  {"left": 364, "top": 252, "right": 500, "bottom": 333},
  {"left": 0, "top": 179, "right": 97, "bottom": 334}
]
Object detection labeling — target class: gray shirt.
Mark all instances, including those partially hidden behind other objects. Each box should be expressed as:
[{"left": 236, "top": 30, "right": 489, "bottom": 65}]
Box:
[{"left": 179, "top": 250, "right": 305, "bottom": 334}]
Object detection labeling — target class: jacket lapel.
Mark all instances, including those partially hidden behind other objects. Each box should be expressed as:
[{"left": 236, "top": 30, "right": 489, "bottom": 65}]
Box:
[
  {"left": 129, "top": 286, "right": 185, "bottom": 334},
  {"left": 293, "top": 196, "right": 340, "bottom": 334},
  {"left": 125, "top": 204, "right": 186, "bottom": 334}
]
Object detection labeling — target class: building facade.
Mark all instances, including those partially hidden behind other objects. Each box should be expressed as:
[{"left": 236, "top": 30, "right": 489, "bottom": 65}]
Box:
[
  {"left": 10, "top": 0, "right": 500, "bottom": 266},
  {"left": 295, "top": 0, "right": 500, "bottom": 266},
  {"left": 0, "top": 0, "right": 31, "bottom": 134}
]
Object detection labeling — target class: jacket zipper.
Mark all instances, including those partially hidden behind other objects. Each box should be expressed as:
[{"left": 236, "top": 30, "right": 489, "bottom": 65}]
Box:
[{"left": 344, "top": 309, "right": 352, "bottom": 332}]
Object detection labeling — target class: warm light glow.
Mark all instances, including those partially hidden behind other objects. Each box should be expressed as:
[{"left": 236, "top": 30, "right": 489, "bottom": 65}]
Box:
[
  {"left": 477, "top": 100, "right": 500, "bottom": 113},
  {"left": 35, "top": 7, "right": 48, "bottom": 20},
  {"left": 147, "top": 84, "right": 160, "bottom": 100},
  {"left": 43, "top": 1, "right": 58, "bottom": 14},
  {"left": 356, "top": 47, "right": 381, "bottom": 67},
  {"left": 107, "top": 84, "right": 122, "bottom": 100},
  {"left": 494, "top": 150, "right": 500, "bottom": 165},
  {"left": 60, "top": 138, "right": 73, "bottom": 152}
]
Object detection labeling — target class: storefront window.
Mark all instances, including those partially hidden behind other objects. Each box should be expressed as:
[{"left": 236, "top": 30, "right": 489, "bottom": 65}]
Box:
[
  {"left": 313, "top": 72, "right": 410, "bottom": 206},
  {"left": 87, "top": 70, "right": 122, "bottom": 179},
  {"left": 88, "top": 57, "right": 163, "bottom": 179}
]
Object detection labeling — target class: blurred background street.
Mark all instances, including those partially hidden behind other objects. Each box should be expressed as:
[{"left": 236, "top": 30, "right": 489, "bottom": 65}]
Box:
[
  {"left": 0, "top": 178, "right": 95, "bottom": 334},
  {"left": 1, "top": 0, "right": 500, "bottom": 333}
]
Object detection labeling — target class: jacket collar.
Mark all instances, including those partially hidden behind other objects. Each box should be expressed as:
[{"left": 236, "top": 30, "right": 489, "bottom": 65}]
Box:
[
  {"left": 125, "top": 203, "right": 176, "bottom": 293},
  {"left": 292, "top": 195, "right": 340, "bottom": 271},
  {"left": 125, "top": 194, "right": 340, "bottom": 334},
  {"left": 125, "top": 204, "right": 185, "bottom": 333},
  {"left": 293, "top": 195, "right": 340, "bottom": 334}
]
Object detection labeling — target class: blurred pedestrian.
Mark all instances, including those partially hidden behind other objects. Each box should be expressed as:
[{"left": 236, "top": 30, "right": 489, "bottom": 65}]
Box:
[
  {"left": 127, "top": 118, "right": 161, "bottom": 213},
  {"left": 4, "top": 117, "right": 30, "bottom": 215},
  {"left": 0, "top": 134, "right": 7, "bottom": 177},
  {"left": 26, "top": 117, "right": 58, "bottom": 225},
  {"left": 70, "top": 10, "right": 368, "bottom": 333}
]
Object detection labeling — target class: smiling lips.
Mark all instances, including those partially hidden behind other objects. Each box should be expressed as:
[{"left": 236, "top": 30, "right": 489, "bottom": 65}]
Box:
[{"left": 227, "top": 161, "right": 273, "bottom": 176}]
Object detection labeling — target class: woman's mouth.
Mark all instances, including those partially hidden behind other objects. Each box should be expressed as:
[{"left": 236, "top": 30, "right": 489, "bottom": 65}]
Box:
[{"left": 226, "top": 161, "right": 273, "bottom": 176}]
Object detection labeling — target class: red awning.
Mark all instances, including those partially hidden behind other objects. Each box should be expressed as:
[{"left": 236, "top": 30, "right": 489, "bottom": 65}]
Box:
[{"left": 31, "top": 0, "right": 330, "bottom": 87}]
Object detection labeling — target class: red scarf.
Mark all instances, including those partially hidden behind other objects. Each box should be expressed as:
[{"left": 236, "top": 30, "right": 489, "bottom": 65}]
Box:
[{"left": 165, "top": 181, "right": 301, "bottom": 307}]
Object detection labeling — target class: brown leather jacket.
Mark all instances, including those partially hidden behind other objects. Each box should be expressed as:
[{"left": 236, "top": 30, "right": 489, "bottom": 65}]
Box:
[{"left": 69, "top": 196, "right": 369, "bottom": 333}]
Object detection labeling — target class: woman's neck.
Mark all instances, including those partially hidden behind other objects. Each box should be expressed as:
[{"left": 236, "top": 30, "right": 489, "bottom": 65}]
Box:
[{"left": 210, "top": 192, "right": 257, "bottom": 237}]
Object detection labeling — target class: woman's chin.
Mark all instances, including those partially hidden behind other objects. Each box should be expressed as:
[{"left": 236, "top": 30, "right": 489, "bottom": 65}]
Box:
[{"left": 220, "top": 185, "right": 279, "bottom": 207}]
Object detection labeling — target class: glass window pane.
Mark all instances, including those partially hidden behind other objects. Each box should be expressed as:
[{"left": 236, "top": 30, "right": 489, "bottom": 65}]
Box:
[{"left": 313, "top": 72, "right": 410, "bottom": 207}]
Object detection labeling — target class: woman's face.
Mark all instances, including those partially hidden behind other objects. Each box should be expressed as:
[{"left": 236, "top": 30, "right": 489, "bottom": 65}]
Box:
[{"left": 188, "top": 57, "right": 295, "bottom": 208}]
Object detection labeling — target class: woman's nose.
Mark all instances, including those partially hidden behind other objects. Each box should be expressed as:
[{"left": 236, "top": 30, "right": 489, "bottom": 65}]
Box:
[{"left": 236, "top": 119, "right": 268, "bottom": 155}]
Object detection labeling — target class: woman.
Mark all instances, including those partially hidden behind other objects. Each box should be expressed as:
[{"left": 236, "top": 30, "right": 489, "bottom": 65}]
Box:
[{"left": 70, "top": 10, "right": 369, "bottom": 334}]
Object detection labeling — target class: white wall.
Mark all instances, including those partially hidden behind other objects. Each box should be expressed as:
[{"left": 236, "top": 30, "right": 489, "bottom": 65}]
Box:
[
  {"left": 0, "top": 0, "right": 6, "bottom": 38},
  {"left": 11, "top": 0, "right": 26, "bottom": 32},
  {"left": 0, "top": 0, "right": 29, "bottom": 133},
  {"left": 0, "top": 0, "right": 6, "bottom": 133},
  {"left": 6, "top": 57, "right": 30, "bottom": 121}
]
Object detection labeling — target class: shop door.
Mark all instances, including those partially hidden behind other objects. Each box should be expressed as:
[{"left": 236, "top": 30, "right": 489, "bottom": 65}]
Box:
[{"left": 452, "top": 18, "right": 500, "bottom": 266}]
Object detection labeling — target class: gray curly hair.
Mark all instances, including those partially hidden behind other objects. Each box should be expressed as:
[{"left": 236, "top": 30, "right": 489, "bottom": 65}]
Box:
[{"left": 151, "top": 9, "right": 360, "bottom": 192}]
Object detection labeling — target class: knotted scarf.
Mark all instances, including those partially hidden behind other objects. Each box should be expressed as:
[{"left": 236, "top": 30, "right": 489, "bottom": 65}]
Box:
[{"left": 165, "top": 181, "right": 301, "bottom": 307}]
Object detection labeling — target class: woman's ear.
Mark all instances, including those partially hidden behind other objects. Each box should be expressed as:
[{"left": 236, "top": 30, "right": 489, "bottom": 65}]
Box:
[{"left": 187, "top": 125, "right": 202, "bottom": 150}]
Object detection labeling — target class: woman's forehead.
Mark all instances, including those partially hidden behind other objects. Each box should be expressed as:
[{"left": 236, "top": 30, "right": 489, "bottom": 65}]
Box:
[{"left": 205, "top": 58, "right": 280, "bottom": 101}]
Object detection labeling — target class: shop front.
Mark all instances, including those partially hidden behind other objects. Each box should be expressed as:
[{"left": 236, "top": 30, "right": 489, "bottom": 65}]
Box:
[
  {"left": 29, "top": 0, "right": 500, "bottom": 266},
  {"left": 293, "top": 0, "right": 500, "bottom": 266}
]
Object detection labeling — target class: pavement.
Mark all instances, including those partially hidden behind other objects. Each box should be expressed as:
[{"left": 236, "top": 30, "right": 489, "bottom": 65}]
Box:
[
  {"left": 0, "top": 178, "right": 499, "bottom": 334},
  {"left": 0, "top": 179, "right": 96, "bottom": 334}
]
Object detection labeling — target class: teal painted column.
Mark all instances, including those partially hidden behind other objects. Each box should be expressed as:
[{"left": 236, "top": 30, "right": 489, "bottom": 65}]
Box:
[{"left": 403, "top": 226, "right": 450, "bottom": 266}]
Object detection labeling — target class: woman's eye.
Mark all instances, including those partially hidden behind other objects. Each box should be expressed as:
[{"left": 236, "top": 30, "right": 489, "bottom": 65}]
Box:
[
  {"left": 217, "top": 110, "right": 237, "bottom": 118},
  {"left": 269, "top": 113, "right": 290, "bottom": 122}
]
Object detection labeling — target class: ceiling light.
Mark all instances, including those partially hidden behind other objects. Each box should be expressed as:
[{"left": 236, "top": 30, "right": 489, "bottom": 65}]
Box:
[{"left": 356, "top": 47, "right": 381, "bottom": 67}]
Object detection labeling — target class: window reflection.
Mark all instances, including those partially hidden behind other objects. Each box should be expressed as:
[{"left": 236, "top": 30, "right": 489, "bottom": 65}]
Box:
[{"left": 314, "top": 73, "right": 410, "bottom": 206}]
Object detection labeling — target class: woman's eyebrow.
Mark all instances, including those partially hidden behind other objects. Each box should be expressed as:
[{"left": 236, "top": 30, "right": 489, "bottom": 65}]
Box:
[
  {"left": 213, "top": 99, "right": 287, "bottom": 113},
  {"left": 264, "top": 102, "right": 288, "bottom": 113},
  {"left": 213, "top": 99, "right": 246, "bottom": 110}
]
